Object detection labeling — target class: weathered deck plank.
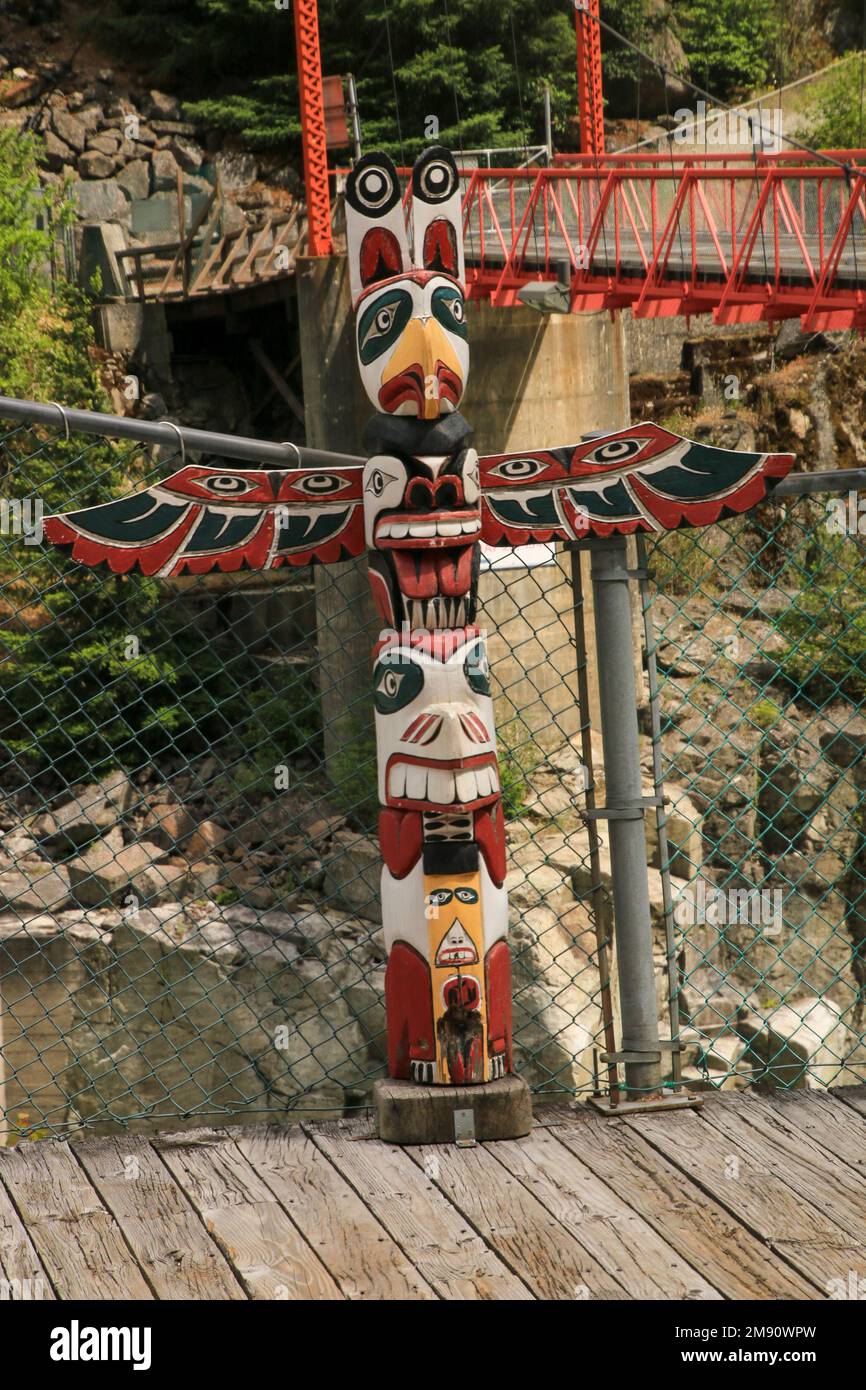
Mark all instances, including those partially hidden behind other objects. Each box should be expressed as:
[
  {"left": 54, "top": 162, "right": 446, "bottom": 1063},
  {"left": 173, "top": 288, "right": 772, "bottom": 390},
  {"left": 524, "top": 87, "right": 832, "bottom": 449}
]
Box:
[
  {"left": 486, "top": 1124, "right": 720, "bottom": 1299},
  {"left": 0, "top": 1141, "right": 152, "bottom": 1299},
  {"left": 0, "top": 1162, "right": 55, "bottom": 1297},
  {"left": 696, "top": 1091, "right": 866, "bottom": 1240},
  {"left": 832, "top": 1083, "right": 866, "bottom": 1120},
  {"left": 73, "top": 1134, "right": 245, "bottom": 1301},
  {"left": 233, "top": 1125, "right": 437, "bottom": 1300},
  {"left": 721, "top": 1091, "right": 866, "bottom": 1182},
  {"left": 153, "top": 1130, "right": 341, "bottom": 1300},
  {"left": 406, "top": 1138, "right": 634, "bottom": 1299},
  {"left": 2, "top": 1092, "right": 863, "bottom": 1300},
  {"left": 307, "top": 1119, "right": 534, "bottom": 1300},
  {"left": 628, "top": 1100, "right": 864, "bottom": 1292},
  {"left": 541, "top": 1103, "right": 818, "bottom": 1300}
]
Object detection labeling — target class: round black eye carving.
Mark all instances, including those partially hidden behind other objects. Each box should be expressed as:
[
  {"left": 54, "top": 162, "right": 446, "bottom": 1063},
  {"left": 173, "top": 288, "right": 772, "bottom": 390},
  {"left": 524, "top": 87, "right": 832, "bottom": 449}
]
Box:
[
  {"left": 584, "top": 437, "right": 646, "bottom": 465},
  {"left": 347, "top": 152, "right": 401, "bottom": 216},
  {"left": 413, "top": 146, "right": 459, "bottom": 204},
  {"left": 200, "top": 474, "right": 256, "bottom": 495},
  {"left": 489, "top": 457, "right": 547, "bottom": 482},
  {"left": 294, "top": 474, "right": 347, "bottom": 496}
]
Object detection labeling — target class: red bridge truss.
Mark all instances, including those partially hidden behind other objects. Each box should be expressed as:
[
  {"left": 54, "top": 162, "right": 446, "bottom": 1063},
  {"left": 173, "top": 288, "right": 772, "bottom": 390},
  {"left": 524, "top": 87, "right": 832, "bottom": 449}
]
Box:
[{"left": 453, "top": 151, "right": 866, "bottom": 331}]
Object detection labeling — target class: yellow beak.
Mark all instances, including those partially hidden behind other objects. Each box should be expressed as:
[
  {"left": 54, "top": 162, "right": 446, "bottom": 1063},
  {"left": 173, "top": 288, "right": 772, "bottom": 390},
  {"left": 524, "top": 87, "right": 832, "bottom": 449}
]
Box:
[{"left": 381, "top": 316, "right": 463, "bottom": 419}]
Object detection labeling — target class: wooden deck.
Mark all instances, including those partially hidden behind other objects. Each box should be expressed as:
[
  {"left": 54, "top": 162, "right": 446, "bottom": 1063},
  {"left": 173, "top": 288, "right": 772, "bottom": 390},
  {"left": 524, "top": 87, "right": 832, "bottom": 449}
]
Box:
[{"left": 1, "top": 1088, "right": 865, "bottom": 1300}]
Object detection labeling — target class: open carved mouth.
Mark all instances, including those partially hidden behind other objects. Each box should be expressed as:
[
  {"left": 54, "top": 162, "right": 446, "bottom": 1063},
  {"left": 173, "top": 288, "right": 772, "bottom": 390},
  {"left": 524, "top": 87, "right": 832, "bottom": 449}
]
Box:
[
  {"left": 379, "top": 532, "right": 477, "bottom": 622},
  {"left": 378, "top": 363, "right": 462, "bottom": 414},
  {"left": 385, "top": 752, "right": 499, "bottom": 809}
]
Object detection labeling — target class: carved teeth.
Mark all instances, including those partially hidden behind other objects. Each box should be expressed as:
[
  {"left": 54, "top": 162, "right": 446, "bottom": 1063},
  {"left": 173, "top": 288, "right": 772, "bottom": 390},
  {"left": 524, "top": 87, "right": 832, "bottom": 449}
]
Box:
[
  {"left": 379, "top": 515, "right": 481, "bottom": 542},
  {"left": 389, "top": 762, "right": 500, "bottom": 805},
  {"left": 404, "top": 596, "right": 469, "bottom": 630}
]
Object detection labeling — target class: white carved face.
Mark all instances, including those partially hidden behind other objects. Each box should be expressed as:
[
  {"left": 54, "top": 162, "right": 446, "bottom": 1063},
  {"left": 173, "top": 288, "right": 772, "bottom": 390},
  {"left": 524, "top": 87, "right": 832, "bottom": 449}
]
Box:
[
  {"left": 355, "top": 271, "right": 469, "bottom": 418},
  {"left": 372, "top": 628, "right": 499, "bottom": 811}
]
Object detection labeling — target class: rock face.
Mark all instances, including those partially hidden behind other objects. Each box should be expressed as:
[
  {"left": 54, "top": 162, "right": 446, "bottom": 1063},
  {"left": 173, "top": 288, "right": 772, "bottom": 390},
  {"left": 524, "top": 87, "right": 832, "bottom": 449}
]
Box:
[
  {"left": 0, "top": 74, "right": 296, "bottom": 288},
  {"left": 651, "top": 569, "right": 866, "bottom": 1091},
  {"left": 0, "top": 902, "right": 386, "bottom": 1135}
]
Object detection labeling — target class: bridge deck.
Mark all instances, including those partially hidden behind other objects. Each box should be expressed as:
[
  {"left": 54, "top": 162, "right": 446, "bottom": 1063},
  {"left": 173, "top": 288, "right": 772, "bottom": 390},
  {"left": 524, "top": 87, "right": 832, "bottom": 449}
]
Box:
[{"left": 1, "top": 1088, "right": 863, "bottom": 1299}]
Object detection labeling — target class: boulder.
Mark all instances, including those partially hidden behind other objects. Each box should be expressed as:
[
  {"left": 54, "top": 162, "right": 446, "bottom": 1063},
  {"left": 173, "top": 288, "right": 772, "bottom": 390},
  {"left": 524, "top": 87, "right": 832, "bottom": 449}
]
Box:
[
  {"left": 151, "top": 148, "right": 180, "bottom": 190},
  {"left": 148, "top": 89, "right": 181, "bottom": 120},
  {"left": 169, "top": 136, "right": 204, "bottom": 173},
  {"left": 214, "top": 151, "right": 257, "bottom": 191},
  {"left": 735, "top": 996, "right": 852, "bottom": 1090},
  {"left": 36, "top": 770, "right": 136, "bottom": 854},
  {"left": 67, "top": 837, "right": 184, "bottom": 908},
  {"left": 73, "top": 178, "right": 130, "bottom": 224},
  {"left": 78, "top": 150, "right": 116, "bottom": 179},
  {"left": 0, "top": 863, "right": 71, "bottom": 914},
  {"left": 51, "top": 108, "right": 87, "bottom": 154},
  {"left": 88, "top": 132, "right": 120, "bottom": 156},
  {"left": 323, "top": 830, "right": 382, "bottom": 922},
  {"left": 116, "top": 158, "right": 150, "bottom": 201},
  {"left": 42, "top": 131, "right": 73, "bottom": 172}
]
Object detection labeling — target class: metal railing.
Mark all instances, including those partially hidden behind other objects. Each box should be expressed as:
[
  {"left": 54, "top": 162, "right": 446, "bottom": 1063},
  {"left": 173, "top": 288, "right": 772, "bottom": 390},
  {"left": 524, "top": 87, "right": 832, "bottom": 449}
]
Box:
[{"left": 460, "top": 152, "right": 866, "bottom": 327}]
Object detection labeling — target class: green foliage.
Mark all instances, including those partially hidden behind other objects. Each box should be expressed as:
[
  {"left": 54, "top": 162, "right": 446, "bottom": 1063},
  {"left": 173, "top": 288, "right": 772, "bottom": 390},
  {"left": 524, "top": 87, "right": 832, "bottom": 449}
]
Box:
[
  {"left": 497, "top": 719, "right": 539, "bottom": 821},
  {"left": 750, "top": 697, "right": 783, "bottom": 728},
  {"left": 0, "top": 127, "right": 324, "bottom": 791},
  {"left": 795, "top": 53, "right": 866, "bottom": 150},
  {"left": 328, "top": 717, "right": 379, "bottom": 830},
  {"left": 778, "top": 532, "right": 866, "bottom": 702},
  {"left": 105, "top": 0, "right": 577, "bottom": 153},
  {"left": 675, "top": 1, "right": 779, "bottom": 97}
]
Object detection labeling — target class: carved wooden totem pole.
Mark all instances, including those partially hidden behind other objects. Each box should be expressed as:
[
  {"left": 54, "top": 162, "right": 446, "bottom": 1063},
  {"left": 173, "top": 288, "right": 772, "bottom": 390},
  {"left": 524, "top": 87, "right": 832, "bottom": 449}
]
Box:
[{"left": 43, "top": 147, "right": 795, "bottom": 1094}]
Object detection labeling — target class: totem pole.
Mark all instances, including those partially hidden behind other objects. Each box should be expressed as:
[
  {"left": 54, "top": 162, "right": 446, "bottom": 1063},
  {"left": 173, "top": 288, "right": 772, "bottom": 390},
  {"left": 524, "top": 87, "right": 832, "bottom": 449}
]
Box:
[{"left": 43, "top": 147, "right": 795, "bottom": 1096}]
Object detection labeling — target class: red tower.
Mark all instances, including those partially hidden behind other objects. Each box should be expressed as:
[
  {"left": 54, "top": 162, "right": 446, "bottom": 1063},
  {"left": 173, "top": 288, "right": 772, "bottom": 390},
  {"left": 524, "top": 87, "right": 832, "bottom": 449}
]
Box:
[
  {"left": 575, "top": 0, "right": 605, "bottom": 158},
  {"left": 292, "top": 0, "right": 333, "bottom": 256}
]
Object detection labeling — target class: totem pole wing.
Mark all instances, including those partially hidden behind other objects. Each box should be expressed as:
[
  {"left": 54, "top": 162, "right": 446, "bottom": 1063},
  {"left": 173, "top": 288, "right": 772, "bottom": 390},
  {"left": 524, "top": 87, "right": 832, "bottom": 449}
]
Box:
[
  {"left": 479, "top": 422, "right": 795, "bottom": 544},
  {"left": 42, "top": 463, "right": 365, "bottom": 577}
]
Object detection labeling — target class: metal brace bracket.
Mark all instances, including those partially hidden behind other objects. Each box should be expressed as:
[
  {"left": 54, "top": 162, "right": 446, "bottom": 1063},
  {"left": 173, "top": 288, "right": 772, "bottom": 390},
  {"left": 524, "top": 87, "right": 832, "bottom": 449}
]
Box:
[
  {"left": 592, "top": 568, "right": 649, "bottom": 583},
  {"left": 453, "top": 1108, "right": 476, "bottom": 1147},
  {"left": 601, "top": 1041, "right": 682, "bottom": 1065},
  {"left": 584, "top": 794, "right": 667, "bottom": 822}
]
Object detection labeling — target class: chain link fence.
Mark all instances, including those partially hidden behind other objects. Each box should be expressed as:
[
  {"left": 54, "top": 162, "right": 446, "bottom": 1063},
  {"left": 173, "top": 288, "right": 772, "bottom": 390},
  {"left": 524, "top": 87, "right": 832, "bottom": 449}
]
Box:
[
  {"left": 645, "top": 492, "right": 866, "bottom": 1094},
  {"left": 3, "top": 413, "right": 865, "bottom": 1143},
  {"left": 0, "top": 417, "right": 612, "bottom": 1143}
]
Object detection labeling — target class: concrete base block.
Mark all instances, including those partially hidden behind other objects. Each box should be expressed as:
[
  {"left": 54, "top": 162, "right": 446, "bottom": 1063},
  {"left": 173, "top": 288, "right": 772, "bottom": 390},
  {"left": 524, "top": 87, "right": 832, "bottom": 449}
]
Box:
[{"left": 374, "top": 1074, "right": 533, "bottom": 1146}]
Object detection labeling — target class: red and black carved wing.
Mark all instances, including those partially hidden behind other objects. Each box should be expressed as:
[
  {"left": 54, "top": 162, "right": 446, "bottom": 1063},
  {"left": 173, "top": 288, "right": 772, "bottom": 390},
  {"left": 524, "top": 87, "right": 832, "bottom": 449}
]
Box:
[
  {"left": 479, "top": 423, "right": 794, "bottom": 543},
  {"left": 43, "top": 464, "right": 365, "bottom": 576}
]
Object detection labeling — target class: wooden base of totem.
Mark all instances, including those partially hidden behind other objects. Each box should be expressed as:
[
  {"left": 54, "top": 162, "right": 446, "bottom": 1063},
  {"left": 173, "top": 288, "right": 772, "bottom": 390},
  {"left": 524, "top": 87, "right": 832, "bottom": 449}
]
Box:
[
  {"left": 374, "top": 1075, "right": 532, "bottom": 1146},
  {"left": 587, "top": 1092, "right": 703, "bottom": 1117}
]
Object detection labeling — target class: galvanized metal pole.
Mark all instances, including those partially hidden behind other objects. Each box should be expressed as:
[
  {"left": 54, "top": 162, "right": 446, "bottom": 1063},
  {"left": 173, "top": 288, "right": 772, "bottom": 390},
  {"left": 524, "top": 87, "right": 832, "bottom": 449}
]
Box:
[
  {"left": 0, "top": 395, "right": 365, "bottom": 470},
  {"left": 543, "top": 86, "right": 553, "bottom": 165},
  {"left": 346, "top": 73, "right": 362, "bottom": 162},
  {"left": 589, "top": 536, "right": 661, "bottom": 1098}
]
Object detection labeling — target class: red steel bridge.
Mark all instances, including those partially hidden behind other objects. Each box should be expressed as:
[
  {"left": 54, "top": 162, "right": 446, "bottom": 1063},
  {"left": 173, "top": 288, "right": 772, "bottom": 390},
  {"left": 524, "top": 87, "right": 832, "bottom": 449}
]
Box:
[
  {"left": 458, "top": 149, "right": 866, "bottom": 330},
  {"left": 287, "top": 0, "right": 866, "bottom": 331}
]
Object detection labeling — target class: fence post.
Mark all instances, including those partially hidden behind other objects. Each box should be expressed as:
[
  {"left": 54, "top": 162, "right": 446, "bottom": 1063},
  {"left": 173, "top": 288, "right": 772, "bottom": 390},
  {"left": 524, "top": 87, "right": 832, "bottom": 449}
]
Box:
[{"left": 588, "top": 536, "right": 662, "bottom": 1099}]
